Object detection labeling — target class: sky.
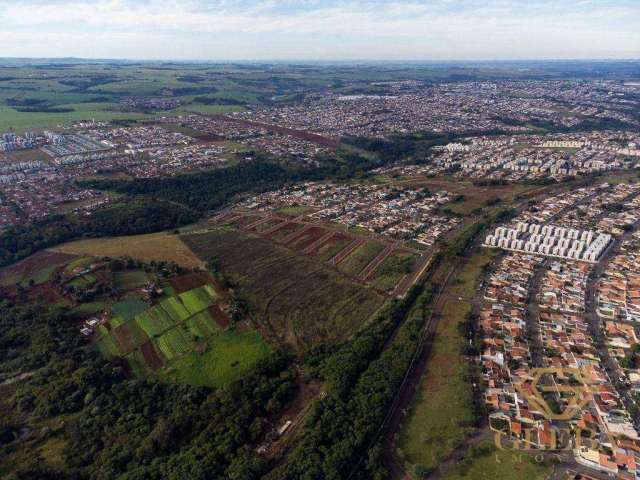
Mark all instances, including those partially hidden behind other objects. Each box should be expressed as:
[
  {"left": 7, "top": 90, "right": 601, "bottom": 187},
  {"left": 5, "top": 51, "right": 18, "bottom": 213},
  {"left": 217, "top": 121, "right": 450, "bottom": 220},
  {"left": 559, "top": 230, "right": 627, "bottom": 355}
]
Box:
[{"left": 0, "top": 0, "right": 638, "bottom": 61}]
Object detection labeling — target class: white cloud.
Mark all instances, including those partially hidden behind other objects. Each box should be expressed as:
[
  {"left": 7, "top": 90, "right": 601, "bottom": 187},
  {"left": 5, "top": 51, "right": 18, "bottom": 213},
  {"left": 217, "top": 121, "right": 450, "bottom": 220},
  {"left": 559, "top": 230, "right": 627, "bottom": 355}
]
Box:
[{"left": 0, "top": 0, "right": 637, "bottom": 59}]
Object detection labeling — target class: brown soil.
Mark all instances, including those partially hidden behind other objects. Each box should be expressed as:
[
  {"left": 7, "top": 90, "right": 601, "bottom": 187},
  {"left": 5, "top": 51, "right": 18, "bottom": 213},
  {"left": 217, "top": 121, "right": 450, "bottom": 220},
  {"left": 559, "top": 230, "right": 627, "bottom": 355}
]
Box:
[
  {"left": 113, "top": 324, "right": 136, "bottom": 355},
  {"left": 170, "top": 272, "right": 215, "bottom": 294},
  {"left": 209, "top": 304, "right": 230, "bottom": 328},
  {"left": 140, "top": 341, "right": 164, "bottom": 370}
]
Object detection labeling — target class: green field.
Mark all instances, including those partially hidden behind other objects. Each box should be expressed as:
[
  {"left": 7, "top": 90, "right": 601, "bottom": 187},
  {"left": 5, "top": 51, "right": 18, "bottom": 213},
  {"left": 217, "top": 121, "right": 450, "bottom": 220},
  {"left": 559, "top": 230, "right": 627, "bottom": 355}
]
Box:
[
  {"left": 70, "top": 301, "right": 106, "bottom": 318},
  {"left": 397, "top": 248, "right": 496, "bottom": 472},
  {"left": 112, "top": 297, "right": 149, "bottom": 321},
  {"left": 178, "top": 285, "right": 218, "bottom": 314},
  {"left": 182, "top": 228, "right": 385, "bottom": 350},
  {"left": 441, "top": 442, "right": 551, "bottom": 480},
  {"left": 158, "top": 328, "right": 270, "bottom": 388},
  {"left": 0, "top": 104, "right": 150, "bottom": 133},
  {"left": 337, "top": 241, "right": 385, "bottom": 276},
  {"left": 114, "top": 270, "right": 149, "bottom": 289},
  {"left": 370, "top": 251, "right": 418, "bottom": 291}
]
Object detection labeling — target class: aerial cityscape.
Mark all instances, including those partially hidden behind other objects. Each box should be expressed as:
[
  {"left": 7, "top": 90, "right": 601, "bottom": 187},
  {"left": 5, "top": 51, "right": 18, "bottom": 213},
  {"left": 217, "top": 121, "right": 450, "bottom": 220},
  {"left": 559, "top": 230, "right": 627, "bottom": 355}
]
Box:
[{"left": 0, "top": 1, "right": 639, "bottom": 480}]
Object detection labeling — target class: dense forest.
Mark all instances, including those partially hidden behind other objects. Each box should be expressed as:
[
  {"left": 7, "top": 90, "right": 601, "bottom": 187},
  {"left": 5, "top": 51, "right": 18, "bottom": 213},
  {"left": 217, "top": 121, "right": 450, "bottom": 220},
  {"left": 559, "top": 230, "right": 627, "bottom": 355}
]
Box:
[
  {"left": 0, "top": 297, "right": 296, "bottom": 479},
  {"left": 0, "top": 198, "right": 197, "bottom": 267}
]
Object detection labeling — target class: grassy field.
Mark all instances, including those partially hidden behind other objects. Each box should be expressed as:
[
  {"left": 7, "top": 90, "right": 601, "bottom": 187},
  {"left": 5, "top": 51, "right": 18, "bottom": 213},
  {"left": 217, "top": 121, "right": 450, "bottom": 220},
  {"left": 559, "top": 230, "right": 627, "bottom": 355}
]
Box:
[
  {"left": 337, "top": 240, "right": 385, "bottom": 276},
  {"left": 51, "top": 231, "right": 204, "bottom": 268},
  {"left": 370, "top": 251, "right": 418, "bottom": 291},
  {"left": 0, "top": 250, "right": 77, "bottom": 286},
  {"left": 397, "top": 248, "right": 496, "bottom": 472},
  {"left": 441, "top": 442, "right": 551, "bottom": 480},
  {"left": 158, "top": 328, "right": 270, "bottom": 388},
  {"left": 114, "top": 270, "right": 149, "bottom": 289},
  {"left": 112, "top": 298, "right": 150, "bottom": 321},
  {"left": 182, "top": 228, "right": 385, "bottom": 350},
  {"left": 275, "top": 205, "right": 315, "bottom": 217},
  {"left": 0, "top": 104, "right": 150, "bottom": 133}
]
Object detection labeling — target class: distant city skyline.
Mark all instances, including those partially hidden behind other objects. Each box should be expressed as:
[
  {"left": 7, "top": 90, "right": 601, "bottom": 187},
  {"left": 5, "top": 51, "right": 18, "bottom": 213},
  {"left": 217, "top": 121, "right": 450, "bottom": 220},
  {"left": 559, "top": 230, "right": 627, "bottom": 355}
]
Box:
[{"left": 1, "top": 0, "right": 638, "bottom": 61}]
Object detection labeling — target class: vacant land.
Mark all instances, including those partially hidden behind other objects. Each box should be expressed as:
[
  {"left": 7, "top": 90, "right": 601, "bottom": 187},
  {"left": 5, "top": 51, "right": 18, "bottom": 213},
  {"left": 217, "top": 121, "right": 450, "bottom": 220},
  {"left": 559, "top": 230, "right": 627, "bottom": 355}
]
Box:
[
  {"left": 0, "top": 250, "right": 77, "bottom": 286},
  {"left": 52, "top": 231, "right": 204, "bottom": 268},
  {"left": 397, "top": 248, "right": 496, "bottom": 472},
  {"left": 182, "top": 227, "right": 385, "bottom": 350},
  {"left": 337, "top": 240, "right": 385, "bottom": 276},
  {"left": 442, "top": 442, "right": 551, "bottom": 480},
  {"left": 370, "top": 250, "right": 418, "bottom": 292}
]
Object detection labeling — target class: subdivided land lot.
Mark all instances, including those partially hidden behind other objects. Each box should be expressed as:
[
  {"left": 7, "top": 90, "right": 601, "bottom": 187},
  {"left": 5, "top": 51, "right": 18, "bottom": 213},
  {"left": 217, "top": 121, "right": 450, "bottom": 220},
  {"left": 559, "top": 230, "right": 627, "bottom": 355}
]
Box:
[{"left": 182, "top": 227, "right": 385, "bottom": 350}]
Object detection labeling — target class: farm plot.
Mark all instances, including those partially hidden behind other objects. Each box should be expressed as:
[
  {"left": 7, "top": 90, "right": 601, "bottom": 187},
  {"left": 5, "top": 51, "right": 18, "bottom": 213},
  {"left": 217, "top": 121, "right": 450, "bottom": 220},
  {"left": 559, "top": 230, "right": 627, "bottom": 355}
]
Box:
[
  {"left": 91, "top": 281, "right": 252, "bottom": 387},
  {"left": 157, "top": 328, "right": 270, "bottom": 388},
  {"left": 169, "top": 271, "right": 214, "bottom": 294},
  {"left": 369, "top": 251, "right": 419, "bottom": 292},
  {"left": 112, "top": 297, "right": 149, "bottom": 321},
  {"left": 156, "top": 327, "right": 191, "bottom": 360},
  {"left": 134, "top": 308, "right": 175, "bottom": 338},
  {"left": 178, "top": 284, "right": 218, "bottom": 314},
  {"left": 159, "top": 296, "right": 191, "bottom": 323},
  {"left": 337, "top": 241, "right": 385, "bottom": 277},
  {"left": 182, "top": 228, "right": 385, "bottom": 349}
]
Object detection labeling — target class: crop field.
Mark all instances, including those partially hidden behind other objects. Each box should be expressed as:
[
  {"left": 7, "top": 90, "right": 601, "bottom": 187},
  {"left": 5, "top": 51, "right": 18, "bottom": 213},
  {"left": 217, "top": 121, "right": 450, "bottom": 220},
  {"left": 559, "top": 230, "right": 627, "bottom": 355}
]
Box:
[
  {"left": 182, "top": 228, "right": 385, "bottom": 349},
  {"left": 111, "top": 297, "right": 149, "bottom": 321},
  {"left": 169, "top": 271, "right": 215, "bottom": 294},
  {"left": 158, "top": 328, "right": 270, "bottom": 388},
  {"left": 337, "top": 240, "right": 385, "bottom": 276},
  {"left": 178, "top": 285, "right": 218, "bottom": 314},
  {"left": 227, "top": 214, "right": 263, "bottom": 229},
  {"left": 92, "top": 280, "right": 255, "bottom": 388},
  {"left": 51, "top": 231, "right": 204, "bottom": 269}
]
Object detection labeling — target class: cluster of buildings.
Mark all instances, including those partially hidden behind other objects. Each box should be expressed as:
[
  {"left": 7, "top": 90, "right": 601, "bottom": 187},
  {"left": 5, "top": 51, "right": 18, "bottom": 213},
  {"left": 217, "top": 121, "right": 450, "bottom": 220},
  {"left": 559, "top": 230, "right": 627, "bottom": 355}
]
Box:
[
  {"left": 237, "top": 182, "right": 461, "bottom": 246},
  {"left": 235, "top": 80, "right": 639, "bottom": 139},
  {"left": 120, "top": 97, "right": 181, "bottom": 111},
  {"left": 161, "top": 114, "right": 331, "bottom": 165},
  {"left": 86, "top": 125, "right": 194, "bottom": 151},
  {"left": 597, "top": 232, "right": 640, "bottom": 324},
  {"left": 143, "top": 143, "right": 230, "bottom": 176},
  {"left": 40, "top": 132, "right": 111, "bottom": 160},
  {"left": 484, "top": 223, "right": 612, "bottom": 263},
  {"left": 433, "top": 131, "right": 640, "bottom": 181},
  {"left": 0, "top": 131, "right": 39, "bottom": 151},
  {"left": 481, "top": 183, "right": 640, "bottom": 478}
]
